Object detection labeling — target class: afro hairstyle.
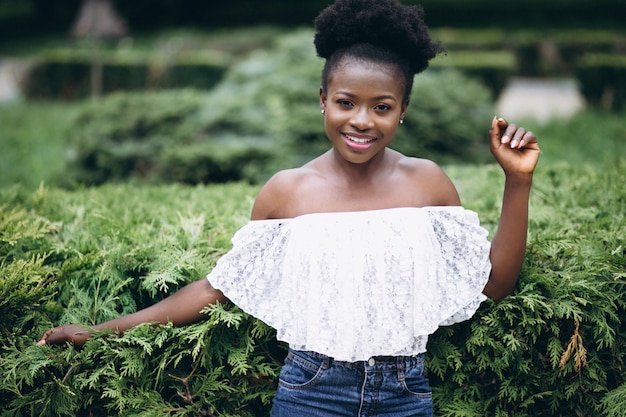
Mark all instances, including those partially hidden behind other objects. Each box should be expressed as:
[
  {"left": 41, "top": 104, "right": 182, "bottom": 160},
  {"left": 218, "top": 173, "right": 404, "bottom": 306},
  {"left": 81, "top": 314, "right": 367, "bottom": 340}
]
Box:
[{"left": 314, "top": 0, "right": 443, "bottom": 100}]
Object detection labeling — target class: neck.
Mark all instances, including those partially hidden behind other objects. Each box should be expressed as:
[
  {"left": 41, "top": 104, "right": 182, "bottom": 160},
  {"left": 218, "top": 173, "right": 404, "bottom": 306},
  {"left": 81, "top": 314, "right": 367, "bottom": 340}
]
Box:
[{"left": 328, "top": 147, "right": 390, "bottom": 184}]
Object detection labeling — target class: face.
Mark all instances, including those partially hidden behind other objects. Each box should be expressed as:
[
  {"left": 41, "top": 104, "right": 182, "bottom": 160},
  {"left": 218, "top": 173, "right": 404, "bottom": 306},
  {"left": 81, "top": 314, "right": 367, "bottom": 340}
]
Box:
[{"left": 320, "top": 59, "right": 408, "bottom": 165}]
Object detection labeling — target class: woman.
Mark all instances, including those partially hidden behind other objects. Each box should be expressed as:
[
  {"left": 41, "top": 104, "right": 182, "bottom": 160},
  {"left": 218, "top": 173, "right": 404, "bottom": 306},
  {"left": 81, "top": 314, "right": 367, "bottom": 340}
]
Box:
[{"left": 39, "top": 0, "right": 540, "bottom": 415}]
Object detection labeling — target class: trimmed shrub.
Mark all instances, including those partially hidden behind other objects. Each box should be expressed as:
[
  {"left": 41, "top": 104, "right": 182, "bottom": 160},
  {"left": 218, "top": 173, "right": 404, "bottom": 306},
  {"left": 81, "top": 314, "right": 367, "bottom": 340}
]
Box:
[
  {"left": 199, "top": 29, "right": 495, "bottom": 165},
  {"left": 63, "top": 89, "right": 278, "bottom": 186},
  {"left": 396, "top": 69, "right": 494, "bottom": 164},
  {"left": 63, "top": 29, "right": 495, "bottom": 187},
  {"left": 576, "top": 53, "right": 626, "bottom": 111},
  {"left": 1, "top": 160, "right": 625, "bottom": 416},
  {"left": 190, "top": 29, "right": 326, "bottom": 166},
  {"left": 0, "top": 182, "right": 284, "bottom": 417},
  {"left": 24, "top": 49, "right": 227, "bottom": 100},
  {"left": 430, "top": 161, "right": 626, "bottom": 416},
  {"left": 430, "top": 50, "right": 516, "bottom": 99},
  {"left": 430, "top": 28, "right": 626, "bottom": 90}
]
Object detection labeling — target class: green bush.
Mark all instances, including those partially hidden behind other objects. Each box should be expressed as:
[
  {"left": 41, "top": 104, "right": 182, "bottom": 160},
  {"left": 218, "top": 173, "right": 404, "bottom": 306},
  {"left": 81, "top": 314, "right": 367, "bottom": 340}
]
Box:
[
  {"left": 24, "top": 49, "right": 227, "bottom": 100},
  {"left": 396, "top": 69, "right": 494, "bottom": 164},
  {"left": 430, "top": 50, "right": 516, "bottom": 99},
  {"left": 199, "top": 29, "right": 495, "bottom": 165},
  {"left": 429, "top": 161, "right": 626, "bottom": 416},
  {"left": 1, "top": 160, "right": 625, "bottom": 416},
  {"left": 64, "top": 89, "right": 278, "bottom": 186},
  {"left": 0, "top": 182, "right": 285, "bottom": 416},
  {"left": 63, "top": 29, "right": 495, "bottom": 187},
  {"left": 400, "top": 28, "right": 626, "bottom": 84},
  {"left": 576, "top": 53, "right": 626, "bottom": 111}
]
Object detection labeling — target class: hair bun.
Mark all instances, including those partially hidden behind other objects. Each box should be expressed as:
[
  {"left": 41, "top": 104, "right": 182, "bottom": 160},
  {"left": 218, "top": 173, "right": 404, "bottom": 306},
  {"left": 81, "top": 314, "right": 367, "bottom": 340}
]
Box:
[{"left": 314, "top": 0, "right": 442, "bottom": 74}]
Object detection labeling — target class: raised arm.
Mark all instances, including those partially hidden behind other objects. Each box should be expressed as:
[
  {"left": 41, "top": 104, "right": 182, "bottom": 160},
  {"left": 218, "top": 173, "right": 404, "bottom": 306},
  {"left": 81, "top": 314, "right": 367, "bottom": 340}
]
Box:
[
  {"left": 482, "top": 117, "right": 540, "bottom": 301},
  {"left": 37, "top": 279, "right": 226, "bottom": 347}
]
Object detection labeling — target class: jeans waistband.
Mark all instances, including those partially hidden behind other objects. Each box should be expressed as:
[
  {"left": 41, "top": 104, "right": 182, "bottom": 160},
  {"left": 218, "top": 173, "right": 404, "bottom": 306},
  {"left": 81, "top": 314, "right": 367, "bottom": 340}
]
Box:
[{"left": 296, "top": 349, "right": 425, "bottom": 370}]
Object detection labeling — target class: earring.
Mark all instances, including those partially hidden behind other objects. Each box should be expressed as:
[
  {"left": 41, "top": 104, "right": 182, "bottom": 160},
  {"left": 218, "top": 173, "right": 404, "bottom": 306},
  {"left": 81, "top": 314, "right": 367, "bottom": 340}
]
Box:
[
  {"left": 321, "top": 109, "right": 325, "bottom": 115},
  {"left": 399, "top": 119, "right": 404, "bottom": 125}
]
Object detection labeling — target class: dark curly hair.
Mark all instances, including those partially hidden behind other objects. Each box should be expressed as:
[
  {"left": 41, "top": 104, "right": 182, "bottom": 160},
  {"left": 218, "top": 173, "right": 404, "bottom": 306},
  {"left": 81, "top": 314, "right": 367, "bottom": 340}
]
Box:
[{"left": 314, "top": 0, "right": 443, "bottom": 101}]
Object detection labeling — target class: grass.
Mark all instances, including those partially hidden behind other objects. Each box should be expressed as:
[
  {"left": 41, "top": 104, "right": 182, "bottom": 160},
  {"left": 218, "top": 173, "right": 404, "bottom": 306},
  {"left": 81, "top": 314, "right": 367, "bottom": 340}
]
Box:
[
  {"left": 0, "top": 101, "right": 79, "bottom": 189},
  {"left": 520, "top": 110, "right": 626, "bottom": 168}
]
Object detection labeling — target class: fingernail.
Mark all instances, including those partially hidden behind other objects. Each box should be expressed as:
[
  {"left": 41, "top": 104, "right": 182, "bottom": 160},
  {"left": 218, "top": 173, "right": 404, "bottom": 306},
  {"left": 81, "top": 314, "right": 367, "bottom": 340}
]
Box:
[
  {"left": 501, "top": 135, "right": 510, "bottom": 144},
  {"left": 510, "top": 140, "right": 518, "bottom": 148}
]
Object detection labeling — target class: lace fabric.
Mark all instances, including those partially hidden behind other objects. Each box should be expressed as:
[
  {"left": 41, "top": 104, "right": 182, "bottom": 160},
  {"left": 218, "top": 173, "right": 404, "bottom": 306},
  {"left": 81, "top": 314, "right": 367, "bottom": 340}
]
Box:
[{"left": 207, "top": 207, "right": 491, "bottom": 362}]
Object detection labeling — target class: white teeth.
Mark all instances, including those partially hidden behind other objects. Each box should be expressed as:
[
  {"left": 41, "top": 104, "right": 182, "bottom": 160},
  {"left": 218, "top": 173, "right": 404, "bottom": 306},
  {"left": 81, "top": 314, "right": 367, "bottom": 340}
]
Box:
[{"left": 345, "top": 134, "right": 375, "bottom": 144}]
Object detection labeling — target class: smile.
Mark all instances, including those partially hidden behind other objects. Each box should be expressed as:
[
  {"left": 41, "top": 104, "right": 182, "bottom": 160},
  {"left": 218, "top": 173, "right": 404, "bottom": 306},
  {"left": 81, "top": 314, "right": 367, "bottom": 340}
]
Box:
[{"left": 344, "top": 134, "right": 377, "bottom": 144}]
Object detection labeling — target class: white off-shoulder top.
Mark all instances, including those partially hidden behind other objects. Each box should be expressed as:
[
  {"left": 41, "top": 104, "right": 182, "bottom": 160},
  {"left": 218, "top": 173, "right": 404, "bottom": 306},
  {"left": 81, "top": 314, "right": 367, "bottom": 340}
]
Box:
[{"left": 207, "top": 207, "right": 491, "bottom": 362}]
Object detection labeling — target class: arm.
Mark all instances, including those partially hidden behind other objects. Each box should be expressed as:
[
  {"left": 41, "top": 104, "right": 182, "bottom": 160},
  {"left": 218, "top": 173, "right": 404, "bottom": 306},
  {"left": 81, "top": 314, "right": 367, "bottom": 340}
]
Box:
[
  {"left": 482, "top": 117, "right": 540, "bottom": 301},
  {"left": 38, "top": 279, "right": 226, "bottom": 347},
  {"left": 40, "top": 170, "right": 291, "bottom": 347}
]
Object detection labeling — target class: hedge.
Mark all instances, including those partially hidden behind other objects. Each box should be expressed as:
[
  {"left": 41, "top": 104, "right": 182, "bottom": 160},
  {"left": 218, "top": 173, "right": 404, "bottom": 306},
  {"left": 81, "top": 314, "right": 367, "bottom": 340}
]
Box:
[
  {"left": 430, "top": 50, "right": 516, "bottom": 99},
  {"left": 18, "top": 27, "right": 626, "bottom": 114},
  {"left": 0, "top": 160, "right": 625, "bottom": 416},
  {"left": 576, "top": 53, "right": 626, "bottom": 111},
  {"left": 24, "top": 49, "right": 228, "bottom": 100},
  {"left": 59, "top": 30, "right": 495, "bottom": 187}
]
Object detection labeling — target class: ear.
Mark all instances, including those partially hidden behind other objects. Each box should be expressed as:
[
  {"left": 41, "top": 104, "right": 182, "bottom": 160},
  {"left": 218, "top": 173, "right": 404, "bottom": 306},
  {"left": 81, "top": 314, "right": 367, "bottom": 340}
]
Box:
[
  {"left": 319, "top": 86, "right": 327, "bottom": 111},
  {"left": 400, "top": 99, "right": 410, "bottom": 121}
]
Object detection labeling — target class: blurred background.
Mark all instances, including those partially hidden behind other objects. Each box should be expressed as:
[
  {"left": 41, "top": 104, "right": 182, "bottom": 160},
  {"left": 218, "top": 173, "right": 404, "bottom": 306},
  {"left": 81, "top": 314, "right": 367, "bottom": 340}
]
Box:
[
  {"left": 0, "top": 0, "right": 624, "bottom": 188},
  {"left": 1, "top": 0, "right": 624, "bottom": 33}
]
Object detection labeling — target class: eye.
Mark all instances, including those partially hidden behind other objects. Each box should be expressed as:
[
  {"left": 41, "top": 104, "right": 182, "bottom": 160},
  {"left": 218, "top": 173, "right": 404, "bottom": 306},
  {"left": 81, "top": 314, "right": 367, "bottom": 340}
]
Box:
[
  {"left": 337, "top": 99, "right": 354, "bottom": 107},
  {"left": 374, "top": 104, "right": 391, "bottom": 112}
]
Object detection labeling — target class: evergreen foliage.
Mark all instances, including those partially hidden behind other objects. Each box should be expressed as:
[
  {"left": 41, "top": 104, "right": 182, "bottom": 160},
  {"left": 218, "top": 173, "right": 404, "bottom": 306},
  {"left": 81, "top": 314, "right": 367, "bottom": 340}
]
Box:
[
  {"left": 1, "top": 160, "right": 624, "bottom": 416},
  {"left": 429, "top": 162, "right": 626, "bottom": 416},
  {"left": 200, "top": 28, "right": 494, "bottom": 165},
  {"left": 63, "top": 29, "right": 494, "bottom": 187},
  {"left": 64, "top": 89, "right": 277, "bottom": 186},
  {"left": 0, "top": 182, "right": 285, "bottom": 416}
]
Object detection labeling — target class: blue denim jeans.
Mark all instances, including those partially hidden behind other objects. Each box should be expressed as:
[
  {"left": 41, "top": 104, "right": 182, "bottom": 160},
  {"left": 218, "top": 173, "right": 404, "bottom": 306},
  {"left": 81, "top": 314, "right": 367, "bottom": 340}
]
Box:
[{"left": 271, "top": 349, "right": 433, "bottom": 417}]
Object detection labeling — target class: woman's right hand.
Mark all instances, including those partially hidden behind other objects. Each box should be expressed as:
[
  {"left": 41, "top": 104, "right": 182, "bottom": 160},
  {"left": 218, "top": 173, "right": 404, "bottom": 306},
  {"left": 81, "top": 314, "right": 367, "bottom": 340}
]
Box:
[
  {"left": 36, "top": 279, "right": 225, "bottom": 348},
  {"left": 37, "top": 324, "right": 93, "bottom": 347}
]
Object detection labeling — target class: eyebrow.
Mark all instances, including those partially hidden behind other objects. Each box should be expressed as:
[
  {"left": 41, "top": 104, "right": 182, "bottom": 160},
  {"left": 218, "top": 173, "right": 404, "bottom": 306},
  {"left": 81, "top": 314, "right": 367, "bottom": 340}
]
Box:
[{"left": 335, "top": 91, "right": 398, "bottom": 103}]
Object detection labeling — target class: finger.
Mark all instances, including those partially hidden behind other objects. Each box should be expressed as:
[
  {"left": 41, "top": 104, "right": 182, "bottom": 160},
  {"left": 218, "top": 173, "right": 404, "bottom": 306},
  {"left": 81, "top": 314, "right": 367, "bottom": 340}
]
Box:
[
  {"left": 510, "top": 127, "right": 527, "bottom": 148},
  {"left": 501, "top": 123, "right": 517, "bottom": 145},
  {"left": 41, "top": 326, "right": 68, "bottom": 345},
  {"left": 489, "top": 116, "right": 499, "bottom": 141},
  {"left": 36, "top": 328, "right": 54, "bottom": 346},
  {"left": 490, "top": 116, "right": 508, "bottom": 144},
  {"left": 518, "top": 131, "right": 537, "bottom": 148}
]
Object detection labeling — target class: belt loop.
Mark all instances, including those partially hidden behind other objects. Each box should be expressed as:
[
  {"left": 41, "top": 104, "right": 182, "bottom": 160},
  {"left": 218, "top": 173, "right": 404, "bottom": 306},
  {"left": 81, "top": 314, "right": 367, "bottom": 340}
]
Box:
[
  {"left": 397, "top": 357, "right": 405, "bottom": 382},
  {"left": 322, "top": 355, "right": 331, "bottom": 370}
]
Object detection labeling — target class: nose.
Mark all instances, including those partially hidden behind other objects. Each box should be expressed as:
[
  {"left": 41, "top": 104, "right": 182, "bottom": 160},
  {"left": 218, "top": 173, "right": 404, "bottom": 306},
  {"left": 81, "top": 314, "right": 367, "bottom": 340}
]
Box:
[{"left": 350, "top": 107, "right": 373, "bottom": 130}]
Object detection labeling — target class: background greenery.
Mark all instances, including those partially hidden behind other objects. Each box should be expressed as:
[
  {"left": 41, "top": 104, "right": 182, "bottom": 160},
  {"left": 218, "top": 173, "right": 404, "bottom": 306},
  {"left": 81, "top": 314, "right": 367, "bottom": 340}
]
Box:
[
  {"left": 1, "top": 3, "right": 626, "bottom": 416},
  {"left": 1, "top": 85, "right": 625, "bottom": 415},
  {"left": 1, "top": 0, "right": 624, "bottom": 34},
  {"left": 1, "top": 158, "right": 624, "bottom": 416}
]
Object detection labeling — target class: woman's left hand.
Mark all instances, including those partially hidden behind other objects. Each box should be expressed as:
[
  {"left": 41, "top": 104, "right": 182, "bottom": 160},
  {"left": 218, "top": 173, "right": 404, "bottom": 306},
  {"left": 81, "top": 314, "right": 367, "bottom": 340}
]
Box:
[{"left": 489, "top": 116, "right": 540, "bottom": 176}]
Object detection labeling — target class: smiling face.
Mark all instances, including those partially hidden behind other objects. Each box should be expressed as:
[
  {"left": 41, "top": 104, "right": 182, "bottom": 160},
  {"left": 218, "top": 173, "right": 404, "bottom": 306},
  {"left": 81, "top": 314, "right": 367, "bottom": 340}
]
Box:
[{"left": 320, "top": 58, "right": 408, "bottom": 165}]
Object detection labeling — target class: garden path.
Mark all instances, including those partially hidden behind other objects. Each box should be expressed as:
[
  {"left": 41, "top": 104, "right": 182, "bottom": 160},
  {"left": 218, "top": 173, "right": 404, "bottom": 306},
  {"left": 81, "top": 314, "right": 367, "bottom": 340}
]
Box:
[{"left": 496, "top": 77, "right": 585, "bottom": 123}]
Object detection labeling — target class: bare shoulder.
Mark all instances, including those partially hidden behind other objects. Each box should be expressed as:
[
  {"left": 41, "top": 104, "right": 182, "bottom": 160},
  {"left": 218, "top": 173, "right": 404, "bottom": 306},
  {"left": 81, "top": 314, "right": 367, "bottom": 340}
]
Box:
[
  {"left": 250, "top": 166, "right": 312, "bottom": 220},
  {"left": 397, "top": 155, "right": 461, "bottom": 206}
]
